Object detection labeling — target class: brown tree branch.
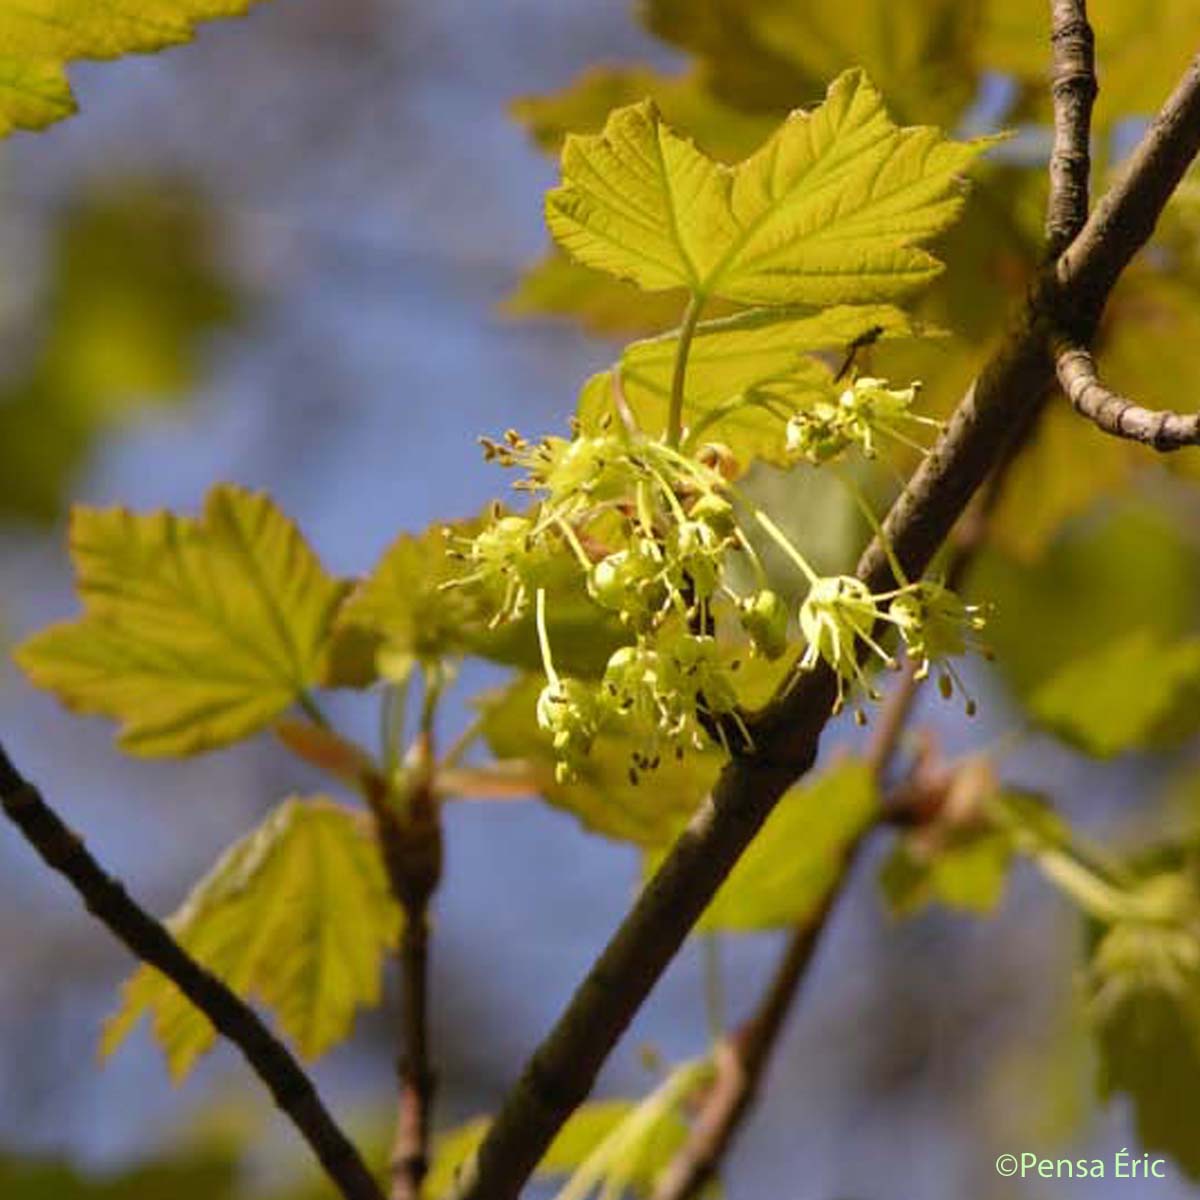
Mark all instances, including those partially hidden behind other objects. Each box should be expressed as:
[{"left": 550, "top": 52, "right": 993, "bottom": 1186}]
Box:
[
  {"left": 0, "top": 741, "right": 384, "bottom": 1200},
  {"left": 649, "top": 11, "right": 1104, "bottom": 1183},
  {"left": 1045, "top": 0, "right": 1098, "bottom": 258},
  {"left": 1045, "top": 4, "right": 1199, "bottom": 451},
  {"left": 1055, "top": 342, "right": 1200, "bottom": 448},
  {"left": 452, "top": 52, "right": 1200, "bottom": 1200}
]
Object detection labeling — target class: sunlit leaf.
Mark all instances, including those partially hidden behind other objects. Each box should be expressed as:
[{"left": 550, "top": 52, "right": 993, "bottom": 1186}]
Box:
[
  {"left": 0, "top": 0, "right": 271, "bottom": 137},
  {"left": 16, "top": 485, "right": 344, "bottom": 756},
  {"left": 102, "top": 798, "right": 400, "bottom": 1079},
  {"left": 986, "top": 402, "right": 1132, "bottom": 562},
  {"left": 546, "top": 70, "right": 988, "bottom": 306}
]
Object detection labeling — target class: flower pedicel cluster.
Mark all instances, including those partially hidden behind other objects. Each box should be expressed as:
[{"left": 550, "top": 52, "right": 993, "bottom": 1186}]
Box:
[{"left": 446, "top": 375, "right": 987, "bottom": 783}]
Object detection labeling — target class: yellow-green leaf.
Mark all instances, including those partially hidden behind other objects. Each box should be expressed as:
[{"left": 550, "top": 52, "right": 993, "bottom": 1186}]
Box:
[
  {"left": 102, "top": 798, "right": 400, "bottom": 1080},
  {"left": 583, "top": 303, "right": 926, "bottom": 464},
  {"left": 1086, "top": 878, "right": 1200, "bottom": 1180},
  {"left": 644, "top": 0, "right": 982, "bottom": 129},
  {"left": 546, "top": 69, "right": 987, "bottom": 307},
  {"left": 0, "top": 0, "right": 270, "bottom": 137},
  {"left": 334, "top": 518, "right": 627, "bottom": 682},
  {"left": 426, "top": 1090, "right": 699, "bottom": 1200},
  {"left": 982, "top": 0, "right": 1200, "bottom": 127},
  {"left": 879, "top": 779, "right": 1064, "bottom": 917},
  {"left": 479, "top": 676, "right": 719, "bottom": 847},
  {"left": 0, "top": 183, "right": 239, "bottom": 524},
  {"left": 1028, "top": 630, "right": 1200, "bottom": 758},
  {"left": 513, "top": 66, "right": 772, "bottom": 163},
  {"left": 970, "top": 505, "right": 1200, "bottom": 752},
  {"left": 504, "top": 250, "right": 697, "bottom": 337},
  {"left": 647, "top": 760, "right": 878, "bottom": 932},
  {"left": 16, "top": 484, "right": 344, "bottom": 756}
]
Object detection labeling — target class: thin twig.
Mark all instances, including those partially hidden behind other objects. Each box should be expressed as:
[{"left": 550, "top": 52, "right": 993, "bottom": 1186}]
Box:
[
  {"left": 1045, "top": 4, "right": 1199, "bottom": 451},
  {"left": 451, "top": 54, "right": 1200, "bottom": 1200},
  {"left": 0, "top": 742, "right": 383, "bottom": 1200},
  {"left": 370, "top": 720, "right": 443, "bottom": 1200},
  {"left": 1055, "top": 342, "right": 1200, "bottom": 448}
]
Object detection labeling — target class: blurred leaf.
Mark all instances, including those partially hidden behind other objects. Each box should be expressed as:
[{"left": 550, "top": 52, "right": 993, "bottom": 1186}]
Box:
[
  {"left": 103, "top": 798, "right": 400, "bottom": 1080},
  {"left": 0, "top": 184, "right": 238, "bottom": 523},
  {"left": 513, "top": 66, "right": 772, "bottom": 162},
  {"left": 0, "top": 0, "right": 270, "bottom": 136},
  {"left": 0, "top": 1148, "right": 237, "bottom": 1199},
  {"left": 479, "top": 675, "right": 718, "bottom": 846},
  {"left": 880, "top": 756, "right": 1065, "bottom": 917},
  {"left": 1086, "top": 871, "right": 1200, "bottom": 1179},
  {"left": 970, "top": 504, "right": 1200, "bottom": 750},
  {"left": 881, "top": 829, "right": 1013, "bottom": 916},
  {"left": 987, "top": 402, "right": 1133, "bottom": 562},
  {"left": 16, "top": 484, "right": 344, "bottom": 756},
  {"left": 642, "top": 0, "right": 982, "bottom": 128},
  {"left": 1028, "top": 629, "right": 1200, "bottom": 758},
  {"left": 334, "top": 518, "right": 627, "bottom": 683},
  {"left": 547, "top": 70, "right": 987, "bottom": 307},
  {"left": 1103, "top": 268, "right": 1200, "bottom": 488},
  {"left": 424, "top": 1120, "right": 490, "bottom": 1200},
  {"left": 981, "top": 0, "right": 1200, "bottom": 127},
  {"left": 425, "top": 1080, "right": 703, "bottom": 1200},
  {"left": 646, "top": 760, "right": 878, "bottom": 933},
  {"left": 505, "top": 251, "right": 693, "bottom": 336}
]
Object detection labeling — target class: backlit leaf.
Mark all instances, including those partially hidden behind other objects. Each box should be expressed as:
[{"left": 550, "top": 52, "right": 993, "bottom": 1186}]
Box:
[
  {"left": 584, "top": 303, "right": 925, "bottom": 463},
  {"left": 102, "top": 798, "right": 400, "bottom": 1079},
  {"left": 546, "top": 69, "right": 988, "bottom": 307},
  {"left": 16, "top": 485, "right": 344, "bottom": 756}
]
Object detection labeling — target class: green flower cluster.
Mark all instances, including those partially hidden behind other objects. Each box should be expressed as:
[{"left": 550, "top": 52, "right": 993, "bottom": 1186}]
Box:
[{"left": 451, "top": 381, "right": 984, "bottom": 781}]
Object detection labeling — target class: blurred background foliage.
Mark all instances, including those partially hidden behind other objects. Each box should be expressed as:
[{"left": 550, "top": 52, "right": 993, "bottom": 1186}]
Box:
[{"left": 3, "top": 0, "right": 1200, "bottom": 1197}]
